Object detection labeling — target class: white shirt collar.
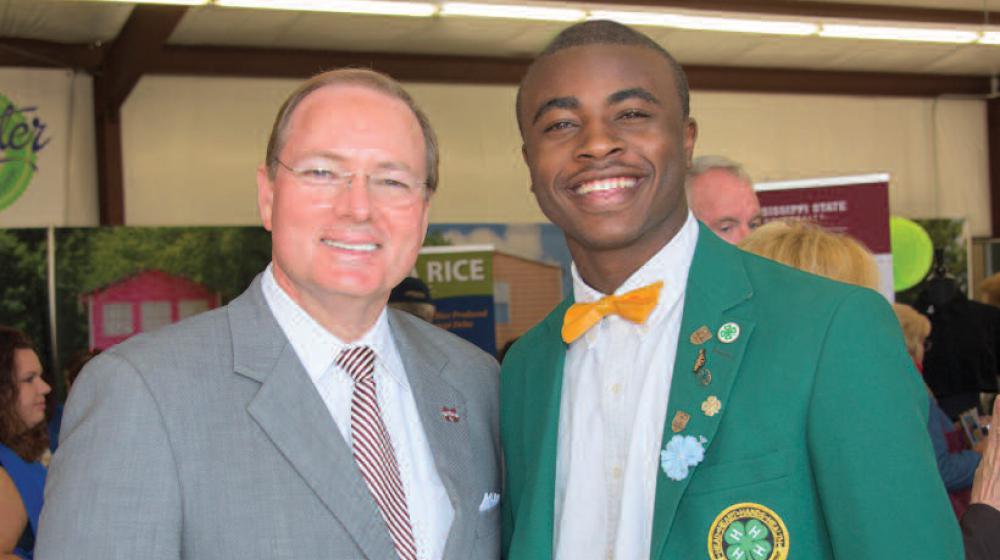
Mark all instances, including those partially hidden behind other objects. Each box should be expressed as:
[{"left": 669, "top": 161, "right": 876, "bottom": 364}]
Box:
[
  {"left": 572, "top": 211, "right": 699, "bottom": 302},
  {"left": 260, "top": 264, "right": 406, "bottom": 387},
  {"left": 570, "top": 212, "right": 699, "bottom": 345}
]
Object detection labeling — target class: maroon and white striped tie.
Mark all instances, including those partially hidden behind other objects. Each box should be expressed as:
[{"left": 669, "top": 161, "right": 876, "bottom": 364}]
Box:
[{"left": 337, "top": 345, "right": 417, "bottom": 560}]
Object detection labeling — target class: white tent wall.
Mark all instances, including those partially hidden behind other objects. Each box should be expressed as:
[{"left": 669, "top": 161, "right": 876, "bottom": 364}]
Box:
[
  {"left": 0, "top": 71, "right": 987, "bottom": 234},
  {"left": 692, "top": 92, "right": 989, "bottom": 236},
  {"left": 120, "top": 76, "right": 537, "bottom": 228},
  {"left": 122, "top": 75, "right": 990, "bottom": 234}
]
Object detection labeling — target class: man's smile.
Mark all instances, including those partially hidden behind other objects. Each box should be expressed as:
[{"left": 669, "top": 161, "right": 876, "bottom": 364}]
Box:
[
  {"left": 573, "top": 176, "right": 639, "bottom": 195},
  {"left": 320, "top": 238, "right": 380, "bottom": 253}
]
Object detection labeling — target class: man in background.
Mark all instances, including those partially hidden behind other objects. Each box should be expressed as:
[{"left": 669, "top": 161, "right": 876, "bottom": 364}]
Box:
[
  {"left": 686, "top": 155, "right": 761, "bottom": 244},
  {"left": 389, "top": 276, "right": 437, "bottom": 323}
]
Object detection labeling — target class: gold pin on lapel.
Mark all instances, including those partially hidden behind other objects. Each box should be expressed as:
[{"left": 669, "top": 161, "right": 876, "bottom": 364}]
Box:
[
  {"left": 671, "top": 410, "right": 690, "bottom": 433},
  {"left": 698, "top": 369, "right": 713, "bottom": 386},
  {"left": 690, "top": 326, "right": 712, "bottom": 345},
  {"left": 701, "top": 396, "right": 722, "bottom": 417},
  {"left": 693, "top": 348, "right": 706, "bottom": 373}
]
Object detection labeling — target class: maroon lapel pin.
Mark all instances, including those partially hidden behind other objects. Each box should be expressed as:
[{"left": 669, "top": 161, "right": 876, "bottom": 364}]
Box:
[{"left": 441, "top": 406, "right": 460, "bottom": 423}]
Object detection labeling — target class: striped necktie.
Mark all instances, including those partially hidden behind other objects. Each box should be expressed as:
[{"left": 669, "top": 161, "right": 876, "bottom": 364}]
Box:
[{"left": 337, "top": 345, "right": 417, "bottom": 560}]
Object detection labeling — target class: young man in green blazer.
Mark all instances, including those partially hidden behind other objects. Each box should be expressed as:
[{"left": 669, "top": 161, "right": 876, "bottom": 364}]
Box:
[{"left": 501, "top": 20, "right": 963, "bottom": 560}]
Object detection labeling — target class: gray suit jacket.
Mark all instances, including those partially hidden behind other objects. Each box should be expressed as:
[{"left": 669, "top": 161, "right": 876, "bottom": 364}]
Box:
[{"left": 36, "top": 277, "right": 501, "bottom": 560}]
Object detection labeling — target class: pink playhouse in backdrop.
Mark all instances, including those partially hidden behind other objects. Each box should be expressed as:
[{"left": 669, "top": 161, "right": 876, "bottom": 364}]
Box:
[{"left": 84, "top": 270, "right": 220, "bottom": 350}]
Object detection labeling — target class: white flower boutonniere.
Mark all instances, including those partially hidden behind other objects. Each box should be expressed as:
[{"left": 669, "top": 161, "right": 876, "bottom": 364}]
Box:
[{"left": 660, "top": 434, "right": 706, "bottom": 481}]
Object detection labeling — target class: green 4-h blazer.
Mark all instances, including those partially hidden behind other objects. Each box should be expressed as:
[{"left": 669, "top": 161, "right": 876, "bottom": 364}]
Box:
[{"left": 500, "top": 223, "right": 963, "bottom": 560}]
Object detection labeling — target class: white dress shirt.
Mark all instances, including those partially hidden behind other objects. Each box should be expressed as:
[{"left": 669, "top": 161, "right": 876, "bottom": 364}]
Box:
[
  {"left": 262, "top": 266, "right": 453, "bottom": 560},
  {"left": 553, "top": 213, "right": 698, "bottom": 560}
]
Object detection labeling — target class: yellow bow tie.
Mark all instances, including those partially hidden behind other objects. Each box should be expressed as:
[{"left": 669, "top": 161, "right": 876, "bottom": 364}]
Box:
[{"left": 561, "top": 281, "right": 663, "bottom": 343}]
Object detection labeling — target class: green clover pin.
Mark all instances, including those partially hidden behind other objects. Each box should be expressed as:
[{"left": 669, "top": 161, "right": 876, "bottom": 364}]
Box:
[
  {"left": 717, "top": 322, "right": 740, "bottom": 344},
  {"left": 724, "top": 519, "right": 772, "bottom": 560}
]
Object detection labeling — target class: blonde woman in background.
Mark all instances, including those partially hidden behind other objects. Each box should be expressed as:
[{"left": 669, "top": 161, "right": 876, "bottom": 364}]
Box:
[
  {"left": 892, "top": 303, "right": 981, "bottom": 493},
  {"left": 978, "top": 272, "right": 1000, "bottom": 308},
  {"left": 739, "top": 219, "right": 879, "bottom": 290},
  {"left": 894, "top": 302, "right": 931, "bottom": 365}
]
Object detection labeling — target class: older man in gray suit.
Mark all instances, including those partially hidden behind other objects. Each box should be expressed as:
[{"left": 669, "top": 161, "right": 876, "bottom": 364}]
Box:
[{"left": 36, "top": 69, "right": 501, "bottom": 560}]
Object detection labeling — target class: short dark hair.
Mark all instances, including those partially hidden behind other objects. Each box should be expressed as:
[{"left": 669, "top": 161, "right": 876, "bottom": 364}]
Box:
[
  {"left": 0, "top": 326, "right": 48, "bottom": 461},
  {"left": 65, "top": 348, "right": 101, "bottom": 389},
  {"left": 516, "top": 20, "right": 691, "bottom": 132},
  {"left": 265, "top": 68, "right": 439, "bottom": 193}
]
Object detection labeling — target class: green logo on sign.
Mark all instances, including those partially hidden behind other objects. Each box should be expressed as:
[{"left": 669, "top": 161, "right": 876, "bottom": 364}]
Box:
[{"left": 0, "top": 94, "right": 51, "bottom": 211}]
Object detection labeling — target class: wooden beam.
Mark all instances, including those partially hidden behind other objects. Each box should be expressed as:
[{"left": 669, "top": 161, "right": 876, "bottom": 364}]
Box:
[
  {"left": 5, "top": 36, "right": 987, "bottom": 97},
  {"left": 93, "top": 5, "right": 187, "bottom": 225},
  {"left": 573, "top": 0, "right": 999, "bottom": 25},
  {"left": 1, "top": 37, "right": 989, "bottom": 97},
  {"left": 988, "top": 96, "right": 1000, "bottom": 237},
  {"left": 0, "top": 38, "right": 104, "bottom": 71},
  {"left": 685, "top": 66, "right": 990, "bottom": 97},
  {"left": 152, "top": 45, "right": 532, "bottom": 84},
  {"left": 95, "top": 109, "right": 125, "bottom": 227},
  {"left": 147, "top": 44, "right": 991, "bottom": 98},
  {"left": 95, "top": 5, "right": 188, "bottom": 116}
]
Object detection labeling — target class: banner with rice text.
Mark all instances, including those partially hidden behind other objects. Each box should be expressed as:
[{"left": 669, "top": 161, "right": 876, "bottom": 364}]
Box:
[{"left": 414, "top": 245, "right": 496, "bottom": 355}]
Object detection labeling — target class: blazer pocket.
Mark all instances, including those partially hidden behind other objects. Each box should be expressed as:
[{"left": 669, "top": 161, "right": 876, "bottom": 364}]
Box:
[
  {"left": 685, "top": 448, "right": 790, "bottom": 497},
  {"left": 475, "top": 502, "right": 501, "bottom": 537}
]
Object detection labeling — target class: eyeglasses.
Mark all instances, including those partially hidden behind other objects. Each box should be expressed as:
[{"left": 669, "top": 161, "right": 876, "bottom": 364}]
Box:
[{"left": 275, "top": 159, "right": 426, "bottom": 206}]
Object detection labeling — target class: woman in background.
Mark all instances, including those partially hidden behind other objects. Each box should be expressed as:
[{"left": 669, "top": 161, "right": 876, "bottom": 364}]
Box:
[
  {"left": 977, "top": 272, "right": 1000, "bottom": 307},
  {"left": 893, "top": 303, "right": 981, "bottom": 499},
  {"left": 0, "top": 327, "right": 51, "bottom": 560},
  {"left": 739, "top": 219, "right": 878, "bottom": 290}
]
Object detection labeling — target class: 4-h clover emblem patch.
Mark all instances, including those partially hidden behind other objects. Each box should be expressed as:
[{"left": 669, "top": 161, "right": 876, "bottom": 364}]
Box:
[
  {"left": 717, "top": 322, "right": 740, "bottom": 344},
  {"left": 708, "top": 503, "right": 789, "bottom": 560}
]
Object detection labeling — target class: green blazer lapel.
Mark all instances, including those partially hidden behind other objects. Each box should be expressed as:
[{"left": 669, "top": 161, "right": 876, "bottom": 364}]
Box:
[
  {"left": 506, "top": 298, "right": 571, "bottom": 560},
  {"left": 650, "top": 224, "right": 756, "bottom": 559}
]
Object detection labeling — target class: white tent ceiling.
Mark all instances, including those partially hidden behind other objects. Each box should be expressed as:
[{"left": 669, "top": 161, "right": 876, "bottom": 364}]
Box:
[{"left": 1, "top": 0, "right": 998, "bottom": 76}]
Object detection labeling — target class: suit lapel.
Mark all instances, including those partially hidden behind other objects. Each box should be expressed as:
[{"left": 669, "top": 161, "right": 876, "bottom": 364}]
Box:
[
  {"left": 388, "top": 311, "right": 477, "bottom": 560},
  {"left": 650, "top": 225, "right": 756, "bottom": 560},
  {"left": 229, "top": 279, "right": 397, "bottom": 560}
]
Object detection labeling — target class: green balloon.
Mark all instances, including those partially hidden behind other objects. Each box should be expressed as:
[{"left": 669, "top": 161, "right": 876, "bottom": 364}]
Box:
[{"left": 890, "top": 216, "right": 933, "bottom": 292}]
